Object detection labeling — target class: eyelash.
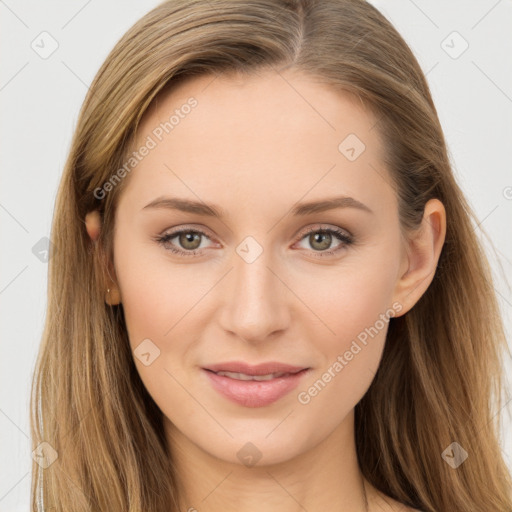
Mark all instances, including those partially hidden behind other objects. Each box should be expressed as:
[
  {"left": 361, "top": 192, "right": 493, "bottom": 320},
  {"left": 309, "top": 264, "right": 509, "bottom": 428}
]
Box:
[{"left": 154, "top": 225, "right": 354, "bottom": 259}]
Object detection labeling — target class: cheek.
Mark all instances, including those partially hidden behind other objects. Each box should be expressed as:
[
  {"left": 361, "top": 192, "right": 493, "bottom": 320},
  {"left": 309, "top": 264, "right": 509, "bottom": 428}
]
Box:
[
  {"left": 114, "top": 234, "right": 206, "bottom": 349},
  {"left": 113, "top": 232, "right": 225, "bottom": 400},
  {"left": 113, "top": 238, "right": 208, "bottom": 420},
  {"left": 293, "top": 247, "right": 401, "bottom": 409}
]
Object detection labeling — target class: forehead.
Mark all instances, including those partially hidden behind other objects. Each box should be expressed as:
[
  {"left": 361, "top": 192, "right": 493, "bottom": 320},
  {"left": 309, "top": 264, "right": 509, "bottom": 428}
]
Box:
[
  {"left": 119, "top": 69, "right": 394, "bottom": 217},
  {"left": 140, "top": 69, "right": 380, "bottom": 149}
]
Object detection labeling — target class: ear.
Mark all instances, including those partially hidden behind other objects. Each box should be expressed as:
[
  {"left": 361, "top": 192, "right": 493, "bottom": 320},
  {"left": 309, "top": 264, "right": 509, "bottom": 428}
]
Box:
[
  {"left": 85, "top": 210, "right": 101, "bottom": 242},
  {"left": 392, "top": 198, "right": 446, "bottom": 316},
  {"left": 85, "top": 210, "right": 121, "bottom": 305}
]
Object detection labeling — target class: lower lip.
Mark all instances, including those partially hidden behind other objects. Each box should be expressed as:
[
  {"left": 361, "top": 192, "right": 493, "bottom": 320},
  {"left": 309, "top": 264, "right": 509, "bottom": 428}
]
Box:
[{"left": 203, "top": 368, "right": 310, "bottom": 408}]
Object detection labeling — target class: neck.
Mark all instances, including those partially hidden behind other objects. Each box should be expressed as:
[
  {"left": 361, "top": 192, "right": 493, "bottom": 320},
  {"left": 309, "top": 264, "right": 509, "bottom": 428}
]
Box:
[{"left": 165, "top": 409, "right": 371, "bottom": 512}]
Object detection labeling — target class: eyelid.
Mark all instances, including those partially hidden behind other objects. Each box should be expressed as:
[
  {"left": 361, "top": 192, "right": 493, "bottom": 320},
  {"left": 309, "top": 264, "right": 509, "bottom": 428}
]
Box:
[
  {"left": 156, "top": 224, "right": 215, "bottom": 241},
  {"left": 294, "top": 223, "right": 353, "bottom": 241}
]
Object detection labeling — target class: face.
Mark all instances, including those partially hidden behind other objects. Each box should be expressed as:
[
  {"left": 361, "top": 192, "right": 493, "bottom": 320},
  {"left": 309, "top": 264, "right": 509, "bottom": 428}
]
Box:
[{"left": 109, "top": 69, "right": 408, "bottom": 466}]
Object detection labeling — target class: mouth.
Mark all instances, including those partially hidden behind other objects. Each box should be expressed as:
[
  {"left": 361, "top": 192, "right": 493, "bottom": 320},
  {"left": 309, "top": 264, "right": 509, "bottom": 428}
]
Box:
[
  {"left": 203, "top": 360, "right": 308, "bottom": 376},
  {"left": 205, "top": 369, "right": 303, "bottom": 381},
  {"left": 201, "top": 362, "right": 311, "bottom": 408}
]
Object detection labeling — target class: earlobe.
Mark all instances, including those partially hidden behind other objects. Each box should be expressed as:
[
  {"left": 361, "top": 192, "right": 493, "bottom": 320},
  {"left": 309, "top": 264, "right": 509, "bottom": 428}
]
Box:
[
  {"left": 104, "top": 258, "right": 122, "bottom": 306},
  {"left": 392, "top": 198, "right": 446, "bottom": 316}
]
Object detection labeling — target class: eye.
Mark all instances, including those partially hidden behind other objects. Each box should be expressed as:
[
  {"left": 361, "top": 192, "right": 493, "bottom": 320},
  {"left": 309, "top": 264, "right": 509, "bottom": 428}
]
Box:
[
  {"left": 154, "top": 224, "right": 353, "bottom": 258},
  {"left": 293, "top": 225, "right": 353, "bottom": 258},
  {"left": 155, "top": 227, "right": 214, "bottom": 257}
]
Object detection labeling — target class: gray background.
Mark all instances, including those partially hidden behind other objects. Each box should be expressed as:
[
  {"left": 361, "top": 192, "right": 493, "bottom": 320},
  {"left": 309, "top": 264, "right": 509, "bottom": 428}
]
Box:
[{"left": 1, "top": 0, "right": 511, "bottom": 509}]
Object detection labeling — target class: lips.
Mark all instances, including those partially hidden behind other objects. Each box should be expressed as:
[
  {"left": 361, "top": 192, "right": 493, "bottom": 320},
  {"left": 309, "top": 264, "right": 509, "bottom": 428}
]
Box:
[
  {"left": 202, "top": 361, "right": 310, "bottom": 408},
  {"left": 213, "top": 370, "right": 291, "bottom": 381},
  {"left": 204, "top": 361, "right": 307, "bottom": 376}
]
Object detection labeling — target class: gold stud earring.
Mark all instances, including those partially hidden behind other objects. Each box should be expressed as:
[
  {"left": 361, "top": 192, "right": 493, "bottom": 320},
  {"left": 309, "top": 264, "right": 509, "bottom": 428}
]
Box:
[{"left": 105, "top": 287, "right": 121, "bottom": 305}]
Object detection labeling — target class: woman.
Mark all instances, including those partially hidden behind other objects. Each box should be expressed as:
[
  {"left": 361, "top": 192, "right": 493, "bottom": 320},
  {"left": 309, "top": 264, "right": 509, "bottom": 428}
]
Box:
[{"left": 30, "top": 0, "right": 512, "bottom": 510}]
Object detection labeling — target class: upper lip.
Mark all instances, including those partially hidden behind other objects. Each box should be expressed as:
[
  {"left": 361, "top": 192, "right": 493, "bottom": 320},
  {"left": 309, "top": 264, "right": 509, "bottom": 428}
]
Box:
[{"left": 203, "top": 361, "right": 308, "bottom": 376}]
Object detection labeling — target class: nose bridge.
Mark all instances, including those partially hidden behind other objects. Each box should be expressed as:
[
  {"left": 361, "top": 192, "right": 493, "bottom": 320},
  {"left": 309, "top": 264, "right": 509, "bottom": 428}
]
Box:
[{"left": 220, "top": 236, "right": 289, "bottom": 341}]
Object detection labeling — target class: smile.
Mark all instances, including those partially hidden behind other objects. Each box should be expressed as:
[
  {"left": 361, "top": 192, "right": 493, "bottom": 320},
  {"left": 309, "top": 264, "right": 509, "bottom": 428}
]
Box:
[{"left": 202, "top": 368, "right": 310, "bottom": 408}]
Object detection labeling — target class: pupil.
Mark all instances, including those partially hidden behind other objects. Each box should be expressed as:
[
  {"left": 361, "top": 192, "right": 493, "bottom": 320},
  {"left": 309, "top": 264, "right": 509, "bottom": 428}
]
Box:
[
  {"left": 181, "top": 232, "right": 200, "bottom": 249},
  {"left": 312, "top": 232, "right": 331, "bottom": 250}
]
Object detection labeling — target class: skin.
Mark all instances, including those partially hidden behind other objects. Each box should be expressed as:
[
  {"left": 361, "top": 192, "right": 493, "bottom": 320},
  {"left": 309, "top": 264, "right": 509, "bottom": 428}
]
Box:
[{"left": 86, "top": 68, "right": 445, "bottom": 512}]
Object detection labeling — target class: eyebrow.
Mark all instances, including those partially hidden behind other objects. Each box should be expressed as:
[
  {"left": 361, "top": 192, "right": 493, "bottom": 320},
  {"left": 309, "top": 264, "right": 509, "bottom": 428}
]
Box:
[{"left": 141, "top": 195, "right": 373, "bottom": 217}]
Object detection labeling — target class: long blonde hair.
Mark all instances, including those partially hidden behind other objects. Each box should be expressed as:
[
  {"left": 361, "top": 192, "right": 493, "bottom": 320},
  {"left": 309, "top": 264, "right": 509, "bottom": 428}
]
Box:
[{"left": 30, "top": 0, "right": 512, "bottom": 510}]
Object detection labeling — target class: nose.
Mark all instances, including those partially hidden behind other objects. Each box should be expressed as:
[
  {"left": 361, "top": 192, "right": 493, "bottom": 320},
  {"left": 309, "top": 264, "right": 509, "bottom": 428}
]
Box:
[{"left": 218, "top": 244, "right": 290, "bottom": 343}]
